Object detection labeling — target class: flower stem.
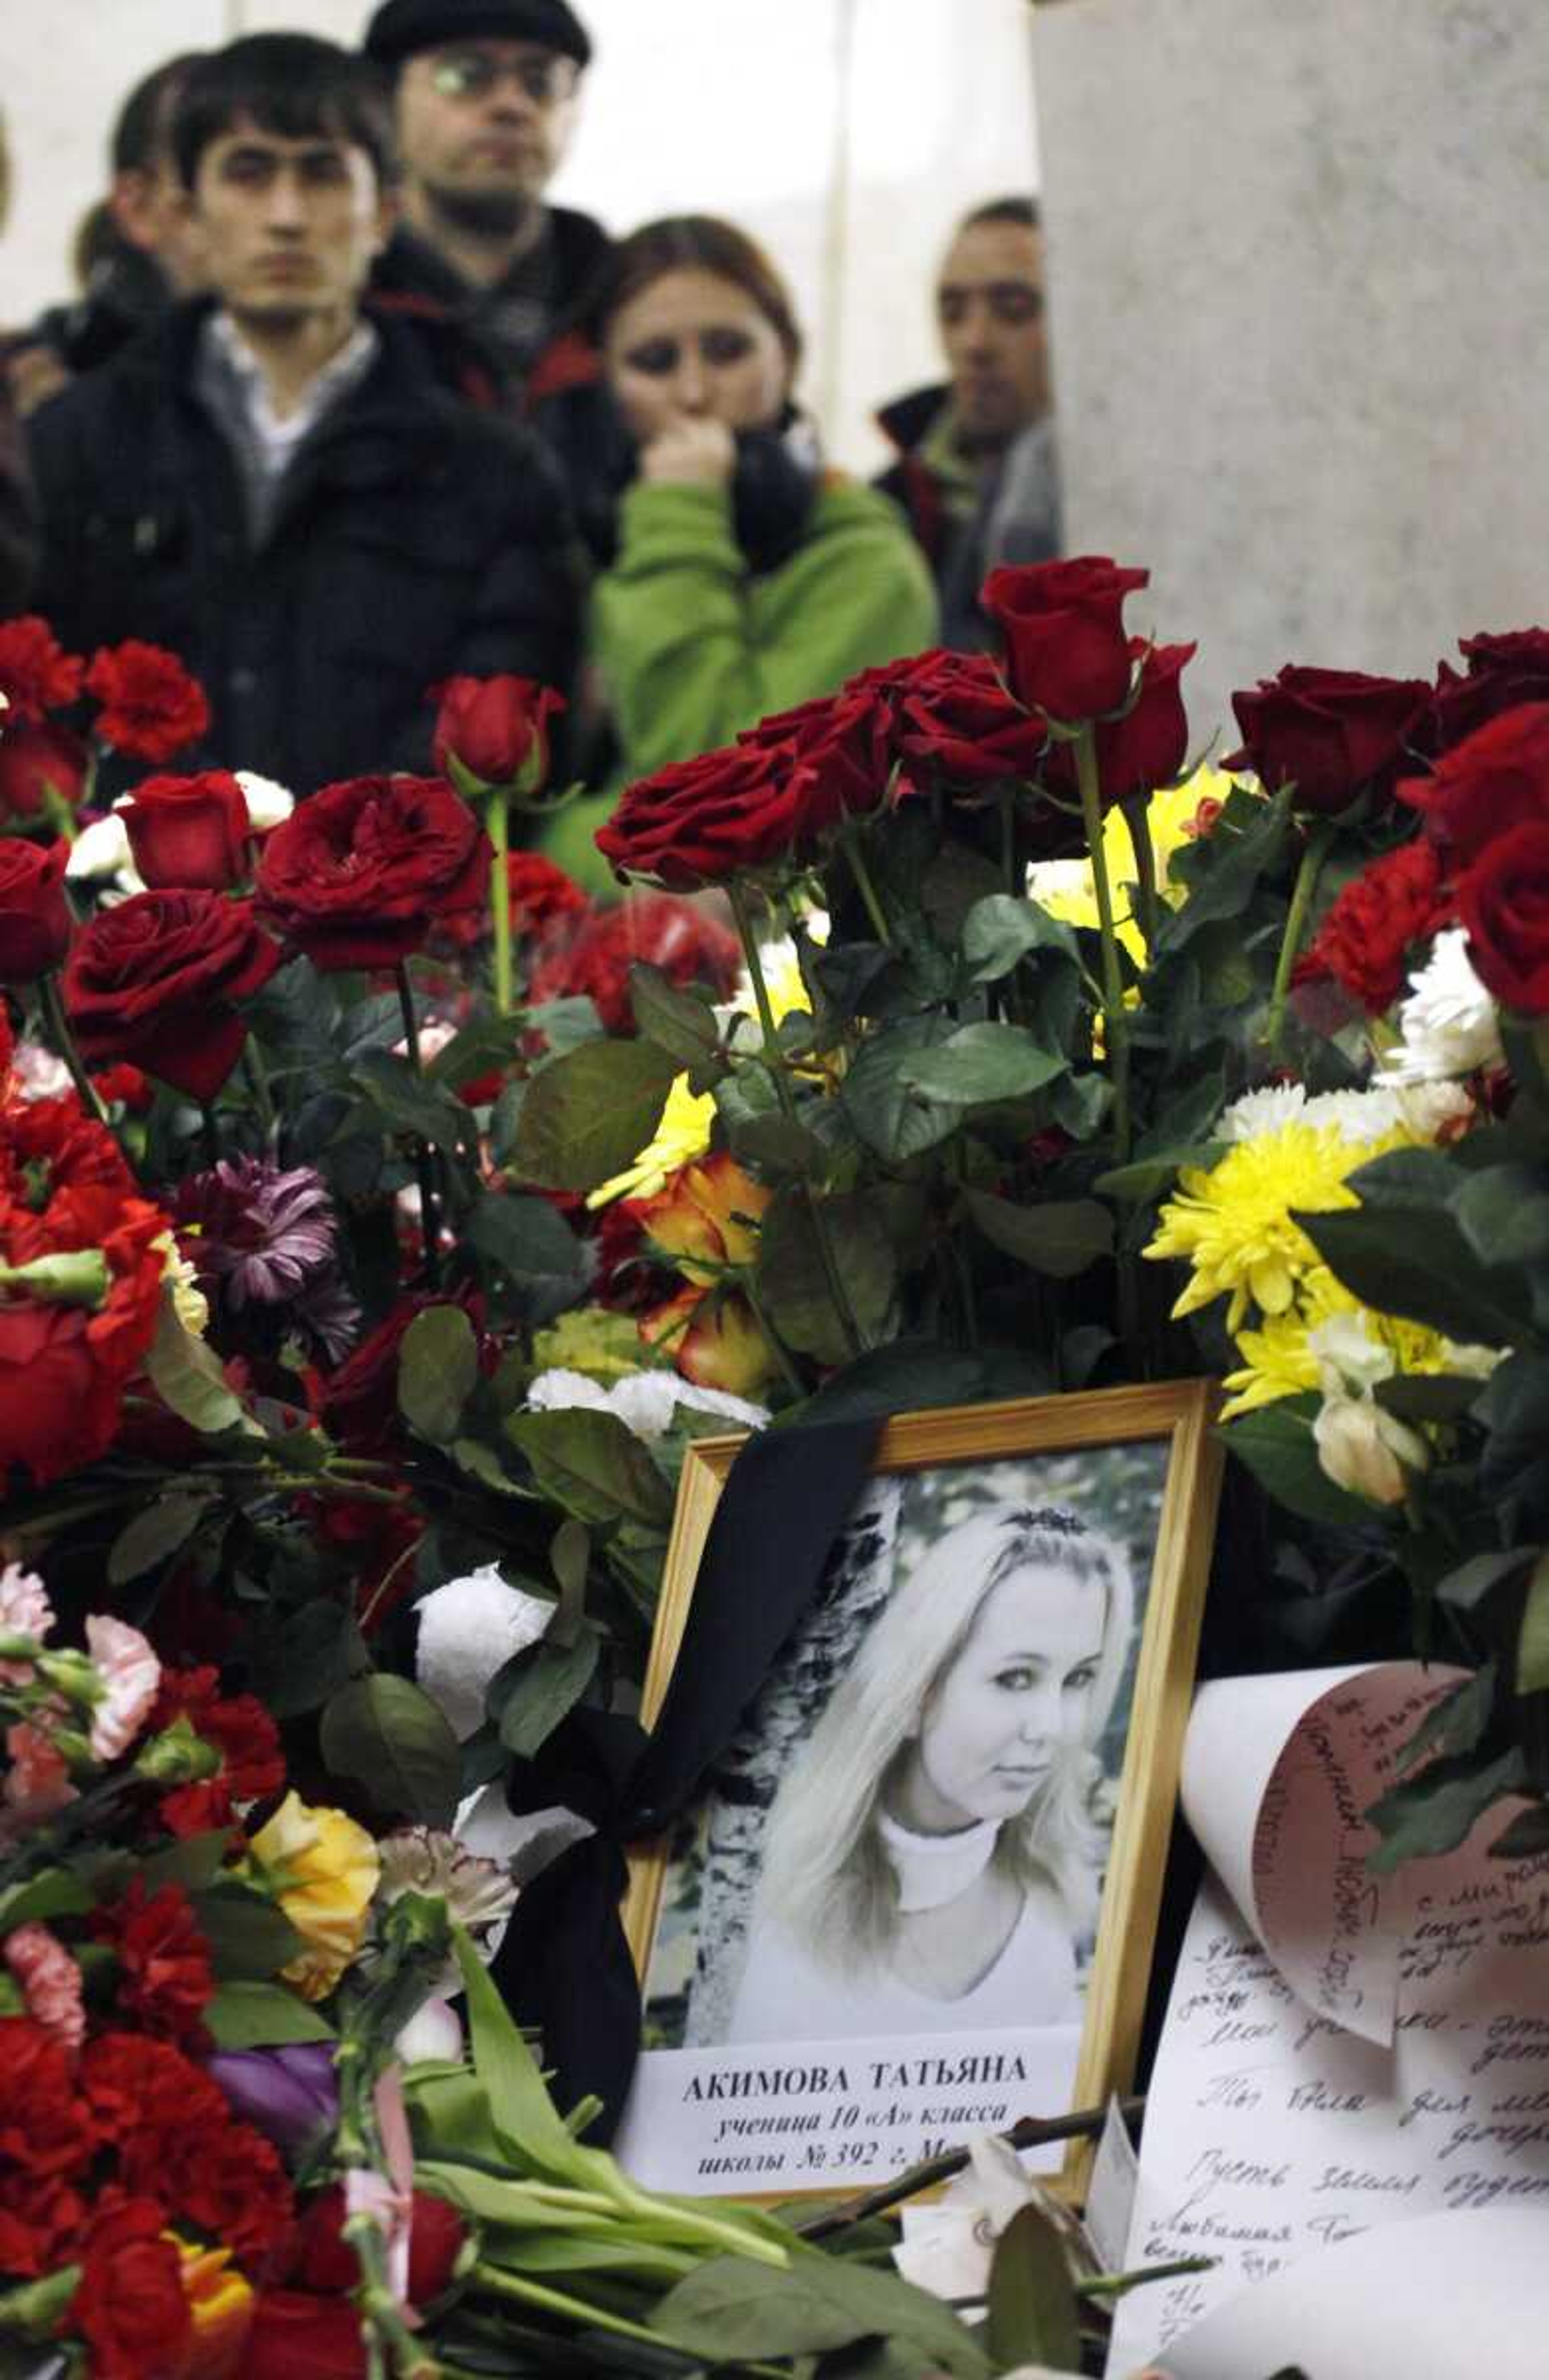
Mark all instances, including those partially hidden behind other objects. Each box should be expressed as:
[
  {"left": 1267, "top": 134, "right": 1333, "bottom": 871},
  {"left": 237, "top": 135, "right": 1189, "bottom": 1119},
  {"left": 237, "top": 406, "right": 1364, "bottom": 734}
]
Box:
[
  {"left": 840, "top": 823, "right": 893, "bottom": 948},
  {"left": 394, "top": 963, "right": 441, "bottom": 1288},
  {"left": 244, "top": 1043, "right": 278, "bottom": 1146},
  {"left": 469, "top": 2263, "right": 668, "bottom": 2348},
  {"left": 1265, "top": 811, "right": 1334, "bottom": 1058},
  {"left": 487, "top": 794, "right": 513, "bottom": 1015},
  {"left": 1121, "top": 790, "right": 1161, "bottom": 957},
  {"left": 997, "top": 782, "right": 1020, "bottom": 898},
  {"left": 743, "top": 1276, "right": 806, "bottom": 1399},
  {"left": 1073, "top": 728, "right": 1130, "bottom": 1165},
  {"left": 38, "top": 974, "right": 109, "bottom": 1128}
]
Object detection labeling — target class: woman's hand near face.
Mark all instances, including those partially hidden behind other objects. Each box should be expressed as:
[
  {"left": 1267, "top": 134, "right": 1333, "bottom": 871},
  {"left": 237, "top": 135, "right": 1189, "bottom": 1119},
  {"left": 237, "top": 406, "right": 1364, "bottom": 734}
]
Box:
[{"left": 639, "top": 411, "right": 736, "bottom": 489}]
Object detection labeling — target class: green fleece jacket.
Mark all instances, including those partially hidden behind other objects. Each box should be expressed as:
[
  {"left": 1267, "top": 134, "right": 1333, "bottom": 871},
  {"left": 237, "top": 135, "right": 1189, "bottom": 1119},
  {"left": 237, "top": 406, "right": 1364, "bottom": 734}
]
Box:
[{"left": 543, "top": 475, "right": 938, "bottom": 888}]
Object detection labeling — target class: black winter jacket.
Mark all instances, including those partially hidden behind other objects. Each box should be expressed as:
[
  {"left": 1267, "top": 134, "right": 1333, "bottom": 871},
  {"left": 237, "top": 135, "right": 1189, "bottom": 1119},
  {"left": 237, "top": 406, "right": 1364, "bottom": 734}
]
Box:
[{"left": 27, "top": 299, "right": 582, "bottom": 791}]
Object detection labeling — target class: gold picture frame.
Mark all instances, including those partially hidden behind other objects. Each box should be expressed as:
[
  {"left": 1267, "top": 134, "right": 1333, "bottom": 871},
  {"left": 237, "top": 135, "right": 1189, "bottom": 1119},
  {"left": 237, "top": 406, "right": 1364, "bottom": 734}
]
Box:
[{"left": 618, "top": 1380, "right": 1223, "bottom": 2200}]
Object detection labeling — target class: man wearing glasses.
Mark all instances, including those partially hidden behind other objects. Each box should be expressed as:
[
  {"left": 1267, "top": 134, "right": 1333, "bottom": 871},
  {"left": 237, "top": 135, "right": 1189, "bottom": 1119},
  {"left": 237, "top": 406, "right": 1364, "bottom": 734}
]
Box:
[{"left": 363, "top": 0, "right": 607, "bottom": 407}]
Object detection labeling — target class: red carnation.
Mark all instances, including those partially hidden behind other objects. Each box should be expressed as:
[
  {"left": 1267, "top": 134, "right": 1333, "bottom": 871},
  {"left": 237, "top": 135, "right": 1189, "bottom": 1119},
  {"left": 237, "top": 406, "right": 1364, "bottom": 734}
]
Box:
[
  {"left": 146, "top": 1665, "right": 286, "bottom": 1836},
  {"left": 256, "top": 774, "right": 491, "bottom": 969},
  {"left": 0, "top": 717, "right": 90, "bottom": 820},
  {"left": 529, "top": 891, "right": 741, "bottom": 1032},
  {"left": 0, "top": 1301, "right": 134, "bottom": 1489},
  {"left": 1296, "top": 838, "right": 1455, "bottom": 1013},
  {"left": 86, "top": 640, "right": 210, "bottom": 762},
  {"left": 120, "top": 768, "right": 252, "bottom": 892},
  {"left": 90, "top": 1878, "right": 215, "bottom": 2044},
  {"left": 981, "top": 556, "right": 1150, "bottom": 721},
  {"left": 63, "top": 889, "right": 282, "bottom": 1102},
  {"left": 0, "top": 614, "right": 85, "bottom": 719},
  {"left": 160, "top": 2117, "right": 296, "bottom": 2268},
  {"left": 71, "top": 2198, "right": 192, "bottom": 2380}
]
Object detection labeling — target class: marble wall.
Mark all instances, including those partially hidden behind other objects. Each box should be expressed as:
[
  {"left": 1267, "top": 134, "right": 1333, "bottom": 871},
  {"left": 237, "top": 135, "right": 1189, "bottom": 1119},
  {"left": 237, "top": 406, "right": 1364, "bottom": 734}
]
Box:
[{"left": 1030, "top": 0, "right": 1549, "bottom": 745}]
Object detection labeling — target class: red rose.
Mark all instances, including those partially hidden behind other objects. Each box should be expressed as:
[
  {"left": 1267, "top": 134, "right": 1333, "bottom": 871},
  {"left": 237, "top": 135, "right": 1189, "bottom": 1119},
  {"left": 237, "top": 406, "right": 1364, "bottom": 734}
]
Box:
[
  {"left": 1458, "top": 818, "right": 1549, "bottom": 1013},
  {"left": 90, "top": 1878, "right": 215, "bottom": 2044},
  {"left": 1413, "top": 627, "right": 1549, "bottom": 760},
  {"left": 63, "top": 890, "right": 282, "bottom": 1101},
  {"left": 431, "top": 672, "right": 565, "bottom": 792},
  {"left": 1225, "top": 664, "right": 1430, "bottom": 812},
  {"left": 1042, "top": 638, "right": 1196, "bottom": 812},
  {"left": 740, "top": 679, "right": 899, "bottom": 822},
  {"left": 1399, "top": 700, "right": 1549, "bottom": 864},
  {"left": 239, "top": 2291, "right": 367, "bottom": 2380},
  {"left": 529, "top": 891, "right": 741, "bottom": 1032},
  {"left": 86, "top": 640, "right": 210, "bottom": 762},
  {"left": 1296, "top": 838, "right": 1455, "bottom": 1013},
  {"left": 0, "top": 614, "right": 85, "bottom": 719},
  {"left": 0, "top": 1300, "right": 123, "bottom": 1486},
  {"left": 0, "top": 837, "right": 71, "bottom": 983},
  {"left": 293, "top": 2184, "right": 466, "bottom": 2301},
  {"left": 981, "top": 556, "right": 1150, "bottom": 721},
  {"left": 0, "top": 717, "right": 90, "bottom": 819},
  {"left": 120, "top": 769, "right": 253, "bottom": 891},
  {"left": 432, "top": 846, "right": 587, "bottom": 953},
  {"left": 256, "top": 775, "right": 491, "bottom": 969},
  {"left": 890, "top": 647, "right": 1051, "bottom": 791},
  {"left": 70, "top": 2198, "right": 192, "bottom": 2380},
  {"left": 596, "top": 739, "right": 819, "bottom": 888}
]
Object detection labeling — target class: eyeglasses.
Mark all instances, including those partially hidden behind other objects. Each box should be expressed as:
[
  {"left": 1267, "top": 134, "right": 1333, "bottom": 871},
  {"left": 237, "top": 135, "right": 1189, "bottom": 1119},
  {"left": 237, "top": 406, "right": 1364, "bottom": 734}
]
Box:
[{"left": 428, "top": 48, "right": 580, "bottom": 106}]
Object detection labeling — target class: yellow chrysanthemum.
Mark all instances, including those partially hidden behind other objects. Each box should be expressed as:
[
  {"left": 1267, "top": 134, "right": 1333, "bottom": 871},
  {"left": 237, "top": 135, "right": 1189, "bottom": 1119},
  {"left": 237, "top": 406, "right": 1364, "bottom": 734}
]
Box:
[
  {"left": 1029, "top": 766, "right": 1251, "bottom": 963},
  {"left": 587, "top": 1072, "right": 716, "bottom": 1209},
  {"left": 249, "top": 1790, "right": 380, "bottom": 2002},
  {"left": 1219, "top": 1267, "right": 1358, "bottom": 1417},
  {"left": 155, "top": 1232, "right": 209, "bottom": 1338},
  {"left": 1144, "top": 1121, "right": 1412, "bottom": 1334}
]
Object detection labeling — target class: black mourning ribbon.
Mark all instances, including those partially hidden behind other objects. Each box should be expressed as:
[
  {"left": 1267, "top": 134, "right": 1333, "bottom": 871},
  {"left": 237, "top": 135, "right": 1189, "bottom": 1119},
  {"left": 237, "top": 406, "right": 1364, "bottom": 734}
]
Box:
[{"left": 489, "top": 1418, "right": 883, "bottom": 2138}]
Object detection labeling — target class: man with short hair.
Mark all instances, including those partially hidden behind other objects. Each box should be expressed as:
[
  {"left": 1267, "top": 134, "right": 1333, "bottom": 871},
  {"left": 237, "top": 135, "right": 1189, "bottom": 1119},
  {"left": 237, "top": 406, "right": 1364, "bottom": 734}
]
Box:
[
  {"left": 5, "top": 54, "right": 208, "bottom": 422},
  {"left": 362, "top": 0, "right": 608, "bottom": 407},
  {"left": 27, "top": 32, "right": 579, "bottom": 791},
  {"left": 875, "top": 197, "right": 1061, "bottom": 651}
]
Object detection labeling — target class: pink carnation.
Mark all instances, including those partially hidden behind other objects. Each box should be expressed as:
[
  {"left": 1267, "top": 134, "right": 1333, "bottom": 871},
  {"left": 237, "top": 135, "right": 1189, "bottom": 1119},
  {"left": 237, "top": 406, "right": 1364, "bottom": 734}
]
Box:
[
  {"left": 2, "top": 1720, "right": 77, "bottom": 1835},
  {"left": 0, "top": 1562, "right": 53, "bottom": 1686},
  {"left": 84, "top": 1614, "right": 161, "bottom": 1761},
  {"left": 5, "top": 1920, "right": 85, "bottom": 2053}
]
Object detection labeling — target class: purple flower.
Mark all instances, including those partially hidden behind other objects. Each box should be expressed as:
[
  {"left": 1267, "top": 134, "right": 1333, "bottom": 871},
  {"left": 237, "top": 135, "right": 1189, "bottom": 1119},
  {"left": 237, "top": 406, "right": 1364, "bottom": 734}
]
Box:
[
  {"left": 176, "top": 1155, "right": 337, "bottom": 1309},
  {"left": 207, "top": 2041, "right": 338, "bottom": 2158}
]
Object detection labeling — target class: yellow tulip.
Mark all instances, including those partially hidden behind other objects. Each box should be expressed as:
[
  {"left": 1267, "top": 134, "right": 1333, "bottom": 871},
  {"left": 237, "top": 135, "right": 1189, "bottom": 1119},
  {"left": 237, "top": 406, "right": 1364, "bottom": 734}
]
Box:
[
  {"left": 249, "top": 1789, "right": 380, "bottom": 2002},
  {"left": 169, "top": 2238, "right": 254, "bottom": 2380}
]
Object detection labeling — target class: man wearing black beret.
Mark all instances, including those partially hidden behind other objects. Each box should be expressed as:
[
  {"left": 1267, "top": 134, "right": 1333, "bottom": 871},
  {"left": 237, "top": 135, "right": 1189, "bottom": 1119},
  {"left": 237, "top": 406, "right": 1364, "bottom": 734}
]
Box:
[{"left": 363, "top": 0, "right": 608, "bottom": 409}]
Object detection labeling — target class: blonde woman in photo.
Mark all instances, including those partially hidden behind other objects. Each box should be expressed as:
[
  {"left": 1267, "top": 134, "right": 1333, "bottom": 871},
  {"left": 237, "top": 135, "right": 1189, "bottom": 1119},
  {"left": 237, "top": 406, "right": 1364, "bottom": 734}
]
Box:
[{"left": 724, "top": 1504, "right": 1134, "bottom": 2044}]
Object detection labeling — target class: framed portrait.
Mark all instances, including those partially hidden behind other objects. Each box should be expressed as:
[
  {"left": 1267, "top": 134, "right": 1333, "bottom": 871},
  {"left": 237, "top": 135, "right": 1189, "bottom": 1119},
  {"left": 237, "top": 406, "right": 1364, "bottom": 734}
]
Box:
[{"left": 613, "top": 1380, "right": 1223, "bottom": 2200}]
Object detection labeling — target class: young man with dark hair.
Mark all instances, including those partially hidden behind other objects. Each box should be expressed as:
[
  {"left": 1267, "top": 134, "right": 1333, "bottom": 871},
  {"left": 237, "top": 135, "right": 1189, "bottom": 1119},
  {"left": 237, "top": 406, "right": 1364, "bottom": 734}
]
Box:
[
  {"left": 27, "top": 32, "right": 580, "bottom": 791},
  {"left": 5, "top": 53, "right": 209, "bottom": 421},
  {"left": 361, "top": 0, "right": 609, "bottom": 408},
  {"left": 875, "top": 195, "right": 1061, "bottom": 650}
]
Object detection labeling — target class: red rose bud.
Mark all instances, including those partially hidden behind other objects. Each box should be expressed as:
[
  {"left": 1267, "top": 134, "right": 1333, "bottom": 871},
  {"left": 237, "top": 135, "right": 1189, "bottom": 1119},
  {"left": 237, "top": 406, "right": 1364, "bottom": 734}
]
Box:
[
  {"left": 1092, "top": 639, "right": 1195, "bottom": 800},
  {"left": 120, "top": 769, "right": 252, "bottom": 891},
  {"left": 0, "top": 838, "right": 71, "bottom": 983},
  {"left": 256, "top": 774, "right": 491, "bottom": 969},
  {"left": 1225, "top": 664, "right": 1429, "bottom": 814},
  {"left": 237, "top": 2290, "right": 367, "bottom": 2380},
  {"left": 1399, "top": 700, "right": 1549, "bottom": 866},
  {"left": 431, "top": 673, "right": 566, "bottom": 795},
  {"left": 85, "top": 639, "right": 211, "bottom": 763},
  {"left": 63, "top": 889, "right": 282, "bottom": 1101},
  {"left": 0, "top": 717, "right": 90, "bottom": 820},
  {"left": 1458, "top": 818, "right": 1549, "bottom": 1014},
  {"left": 293, "top": 2183, "right": 466, "bottom": 2302},
  {"left": 981, "top": 555, "right": 1150, "bottom": 722}
]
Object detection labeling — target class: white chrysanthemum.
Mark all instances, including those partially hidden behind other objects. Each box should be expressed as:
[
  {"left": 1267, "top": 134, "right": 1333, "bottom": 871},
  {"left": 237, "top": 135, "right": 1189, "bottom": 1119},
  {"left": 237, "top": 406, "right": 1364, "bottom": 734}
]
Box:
[
  {"left": 1220, "top": 1085, "right": 1307, "bottom": 1142},
  {"left": 414, "top": 1563, "right": 554, "bottom": 1741},
  {"left": 66, "top": 810, "right": 142, "bottom": 895},
  {"left": 235, "top": 771, "right": 295, "bottom": 832},
  {"left": 1382, "top": 928, "right": 1505, "bottom": 1084},
  {"left": 1301, "top": 1087, "right": 1408, "bottom": 1145},
  {"left": 524, "top": 1365, "right": 768, "bottom": 1438}
]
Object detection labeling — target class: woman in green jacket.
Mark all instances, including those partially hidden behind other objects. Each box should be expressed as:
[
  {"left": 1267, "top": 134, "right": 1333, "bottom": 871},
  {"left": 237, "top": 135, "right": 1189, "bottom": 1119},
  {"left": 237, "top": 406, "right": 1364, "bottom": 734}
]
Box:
[{"left": 543, "top": 215, "right": 938, "bottom": 888}]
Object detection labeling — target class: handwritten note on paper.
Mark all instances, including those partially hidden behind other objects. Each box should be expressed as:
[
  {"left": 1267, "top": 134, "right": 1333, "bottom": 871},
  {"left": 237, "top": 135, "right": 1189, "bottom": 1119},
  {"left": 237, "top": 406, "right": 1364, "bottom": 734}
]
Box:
[{"left": 1106, "top": 1664, "right": 1549, "bottom": 2377}]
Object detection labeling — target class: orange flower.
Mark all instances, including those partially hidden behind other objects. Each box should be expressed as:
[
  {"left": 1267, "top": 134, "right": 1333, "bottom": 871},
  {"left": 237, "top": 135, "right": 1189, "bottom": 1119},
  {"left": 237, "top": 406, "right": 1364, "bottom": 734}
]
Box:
[
  {"left": 171, "top": 2237, "right": 255, "bottom": 2380},
  {"left": 631, "top": 1155, "right": 770, "bottom": 1285},
  {"left": 641, "top": 1286, "right": 775, "bottom": 1400}
]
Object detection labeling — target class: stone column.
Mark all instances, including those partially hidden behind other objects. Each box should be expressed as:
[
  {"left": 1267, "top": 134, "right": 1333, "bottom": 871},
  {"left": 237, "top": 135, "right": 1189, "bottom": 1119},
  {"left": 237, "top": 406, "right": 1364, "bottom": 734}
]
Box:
[{"left": 1031, "top": 0, "right": 1549, "bottom": 741}]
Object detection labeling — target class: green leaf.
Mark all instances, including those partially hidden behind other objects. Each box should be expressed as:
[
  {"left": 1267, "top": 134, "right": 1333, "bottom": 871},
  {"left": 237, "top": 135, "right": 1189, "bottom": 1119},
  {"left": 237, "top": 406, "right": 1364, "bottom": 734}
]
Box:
[
  {"left": 964, "top": 1189, "right": 1113, "bottom": 1279},
  {"left": 726, "top": 1113, "right": 829, "bottom": 1180},
  {"left": 1224, "top": 1399, "right": 1388, "bottom": 1532},
  {"left": 453, "top": 1926, "right": 593, "bottom": 2180},
  {"left": 630, "top": 964, "right": 726, "bottom": 1073},
  {"left": 398, "top": 1304, "right": 479, "bottom": 1444},
  {"left": 1453, "top": 1163, "right": 1549, "bottom": 1271},
  {"left": 899, "top": 1022, "right": 1067, "bottom": 1106},
  {"left": 189, "top": 1884, "right": 303, "bottom": 1979},
  {"left": 467, "top": 1190, "right": 585, "bottom": 1296},
  {"left": 107, "top": 1493, "right": 212, "bottom": 1588},
  {"left": 204, "top": 1980, "right": 336, "bottom": 2049},
  {"left": 774, "top": 1339, "right": 1051, "bottom": 1428},
  {"left": 653, "top": 2255, "right": 988, "bottom": 2378},
  {"left": 985, "top": 2203, "right": 1082, "bottom": 2372},
  {"left": 507, "top": 1407, "right": 675, "bottom": 1528},
  {"left": 139, "top": 1831, "right": 236, "bottom": 1894},
  {"left": 1490, "top": 1804, "right": 1549, "bottom": 1859},
  {"left": 0, "top": 1871, "right": 93, "bottom": 1931},
  {"left": 1366, "top": 1746, "right": 1528, "bottom": 1872},
  {"left": 1517, "top": 1553, "right": 1549, "bottom": 1695},
  {"left": 962, "top": 893, "right": 1079, "bottom": 984},
  {"left": 1155, "top": 784, "right": 1291, "bottom": 952},
  {"left": 489, "top": 1077, "right": 526, "bottom": 1167},
  {"left": 839, "top": 1017, "right": 960, "bottom": 1162},
  {"left": 251, "top": 1597, "right": 368, "bottom": 1719},
  {"left": 425, "top": 1011, "right": 530, "bottom": 1093},
  {"left": 348, "top": 1047, "right": 471, "bottom": 1157},
  {"left": 756, "top": 1192, "right": 898, "bottom": 1366},
  {"left": 1395, "top": 1666, "right": 1497, "bottom": 1775},
  {"left": 320, "top": 1675, "right": 463, "bottom": 1828},
  {"left": 1436, "top": 1549, "right": 1536, "bottom": 1613},
  {"left": 145, "top": 1299, "right": 256, "bottom": 1438},
  {"left": 511, "top": 1037, "right": 679, "bottom": 1192},
  {"left": 1301, "top": 1206, "right": 1526, "bottom": 1349},
  {"left": 1096, "top": 1142, "right": 1225, "bottom": 1203},
  {"left": 919, "top": 845, "right": 1004, "bottom": 942},
  {"left": 495, "top": 1624, "right": 600, "bottom": 1758}
]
